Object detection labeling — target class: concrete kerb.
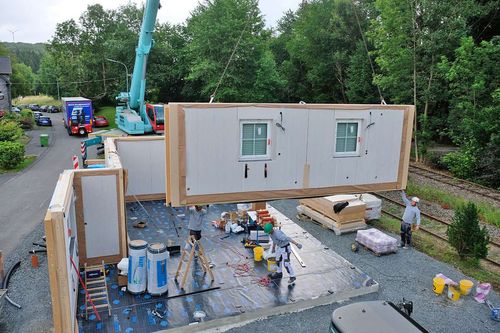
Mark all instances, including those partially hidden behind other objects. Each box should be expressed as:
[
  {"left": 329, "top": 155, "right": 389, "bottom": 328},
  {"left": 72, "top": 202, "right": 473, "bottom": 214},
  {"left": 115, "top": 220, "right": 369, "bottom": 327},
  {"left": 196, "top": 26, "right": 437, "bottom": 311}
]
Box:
[{"left": 156, "top": 282, "right": 379, "bottom": 333}]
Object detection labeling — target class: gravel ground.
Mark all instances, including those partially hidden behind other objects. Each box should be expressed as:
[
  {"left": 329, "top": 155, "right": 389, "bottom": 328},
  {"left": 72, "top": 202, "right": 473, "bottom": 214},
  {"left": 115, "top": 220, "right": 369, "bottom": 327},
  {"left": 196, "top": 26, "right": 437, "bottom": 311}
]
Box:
[
  {"left": 0, "top": 222, "right": 52, "bottom": 333},
  {"left": 1, "top": 200, "right": 499, "bottom": 333}
]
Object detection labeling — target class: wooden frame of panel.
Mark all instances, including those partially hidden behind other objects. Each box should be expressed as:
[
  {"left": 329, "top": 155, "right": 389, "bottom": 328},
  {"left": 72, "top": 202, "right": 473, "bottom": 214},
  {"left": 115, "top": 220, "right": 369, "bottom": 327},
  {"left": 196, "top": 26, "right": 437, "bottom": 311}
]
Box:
[{"left": 166, "top": 103, "right": 414, "bottom": 206}]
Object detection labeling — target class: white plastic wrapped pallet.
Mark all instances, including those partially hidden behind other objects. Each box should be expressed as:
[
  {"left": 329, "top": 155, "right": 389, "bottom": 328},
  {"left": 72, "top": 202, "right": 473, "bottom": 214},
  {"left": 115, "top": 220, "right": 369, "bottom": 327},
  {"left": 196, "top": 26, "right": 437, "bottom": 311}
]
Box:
[{"left": 358, "top": 193, "right": 382, "bottom": 220}]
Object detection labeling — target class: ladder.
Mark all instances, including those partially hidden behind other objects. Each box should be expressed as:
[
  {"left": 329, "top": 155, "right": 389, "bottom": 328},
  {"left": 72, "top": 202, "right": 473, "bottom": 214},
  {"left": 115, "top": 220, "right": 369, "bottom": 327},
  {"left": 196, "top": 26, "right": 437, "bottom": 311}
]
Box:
[
  {"left": 174, "top": 236, "right": 214, "bottom": 290},
  {"left": 84, "top": 261, "right": 112, "bottom": 319}
]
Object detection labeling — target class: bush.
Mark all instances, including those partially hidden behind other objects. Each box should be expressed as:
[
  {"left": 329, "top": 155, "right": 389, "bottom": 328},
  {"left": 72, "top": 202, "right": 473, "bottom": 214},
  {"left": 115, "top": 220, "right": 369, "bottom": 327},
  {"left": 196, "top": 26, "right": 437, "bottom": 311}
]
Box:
[
  {"left": 0, "top": 120, "right": 23, "bottom": 142},
  {"left": 447, "top": 202, "right": 489, "bottom": 259},
  {"left": 441, "top": 148, "right": 477, "bottom": 179},
  {"left": 0, "top": 141, "right": 25, "bottom": 169},
  {"left": 19, "top": 110, "right": 34, "bottom": 130}
]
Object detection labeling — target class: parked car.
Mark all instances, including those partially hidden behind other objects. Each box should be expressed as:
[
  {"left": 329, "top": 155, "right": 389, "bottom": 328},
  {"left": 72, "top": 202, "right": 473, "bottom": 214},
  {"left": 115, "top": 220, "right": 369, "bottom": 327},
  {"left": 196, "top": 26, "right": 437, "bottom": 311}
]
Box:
[
  {"left": 36, "top": 116, "right": 52, "bottom": 126},
  {"left": 11, "top": 106, "right": 21, "bottom": 113},
  {"left": 93, "top": 115, "right": 109, "bottom": 127},
  {"left": 48, "top": 105, "right": 60, "bottom": 113},
  {"left": 33, "top": 111, "right": 43, "bottom": 120},
  {"left": 40, "top": 105, "right": 49, "bottom": 112},
  {"left": 29, "top": 104, "right": 40, "bottom": 111}
]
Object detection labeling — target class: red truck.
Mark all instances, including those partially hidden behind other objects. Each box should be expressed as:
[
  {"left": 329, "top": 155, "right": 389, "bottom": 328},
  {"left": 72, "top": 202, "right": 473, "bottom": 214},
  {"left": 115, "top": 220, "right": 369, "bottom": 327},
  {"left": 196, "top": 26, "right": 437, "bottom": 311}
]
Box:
[{"left": 62, "top": 97, "right": 93, "bottom": 136}]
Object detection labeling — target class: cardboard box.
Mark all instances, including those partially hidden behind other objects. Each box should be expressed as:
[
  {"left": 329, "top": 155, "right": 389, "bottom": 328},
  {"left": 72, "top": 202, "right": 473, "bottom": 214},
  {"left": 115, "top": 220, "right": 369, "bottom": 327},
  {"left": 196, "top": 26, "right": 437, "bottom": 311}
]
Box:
[
  {"left": 252, "top": 202, "right": 267, "bottom": 210},
  {"left": 118, "top": 274, "right": 128, "bottom": 287}
]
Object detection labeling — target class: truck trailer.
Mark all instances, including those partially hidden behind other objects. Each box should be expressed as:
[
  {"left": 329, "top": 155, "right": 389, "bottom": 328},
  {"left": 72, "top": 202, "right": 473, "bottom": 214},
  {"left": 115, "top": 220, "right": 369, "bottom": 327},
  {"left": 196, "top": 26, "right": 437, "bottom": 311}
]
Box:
[{"left": 62, "top": 97, "right": 93, "bottom": 136}]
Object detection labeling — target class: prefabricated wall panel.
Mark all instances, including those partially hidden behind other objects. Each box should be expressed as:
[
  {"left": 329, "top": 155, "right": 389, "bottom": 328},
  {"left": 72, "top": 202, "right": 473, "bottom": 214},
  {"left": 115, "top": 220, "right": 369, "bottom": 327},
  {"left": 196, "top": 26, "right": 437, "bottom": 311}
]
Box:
[
  {"left": 73, "top": 169, "right": 127, "bottom": 265},
  {"left": 115, "top": 137, "right": 166, "bottom": 201},
  {"left": 167, "top": 103, "right": 414, "bottom": 206},
  {"left": 45, "top": 170, "right": 79, "bottom": 333}
]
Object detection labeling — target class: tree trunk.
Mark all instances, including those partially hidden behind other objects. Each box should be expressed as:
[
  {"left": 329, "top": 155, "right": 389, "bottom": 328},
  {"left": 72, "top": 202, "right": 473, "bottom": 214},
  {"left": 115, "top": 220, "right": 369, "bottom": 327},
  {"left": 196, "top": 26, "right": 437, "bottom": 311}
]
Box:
[{"left": 412, "top": 0, "right": 419, "bottom": 162}]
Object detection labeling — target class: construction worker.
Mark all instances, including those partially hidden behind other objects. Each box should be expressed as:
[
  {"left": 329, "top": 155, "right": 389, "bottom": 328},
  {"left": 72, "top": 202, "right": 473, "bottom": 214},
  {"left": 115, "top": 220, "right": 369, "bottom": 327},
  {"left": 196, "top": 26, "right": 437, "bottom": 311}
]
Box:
[
  {"left": 263, "top": 223, "right": 302, "bottom": 284},
  {"left": 185, "top": 205, "right": 207, "bottom": 254},
  {"left": 400, "top": 191, "right": 421, "bottom": 248}
]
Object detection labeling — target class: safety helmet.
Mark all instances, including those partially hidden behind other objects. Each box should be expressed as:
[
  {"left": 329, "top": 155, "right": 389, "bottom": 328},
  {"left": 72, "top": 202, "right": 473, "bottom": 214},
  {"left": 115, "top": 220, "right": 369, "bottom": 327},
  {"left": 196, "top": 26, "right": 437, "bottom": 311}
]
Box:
[
  {"left": 411, "top": 197, "right": 420, "bottom": 203},
  {"left": 263, "top": 223, "right": 273, "bottom": 234}
]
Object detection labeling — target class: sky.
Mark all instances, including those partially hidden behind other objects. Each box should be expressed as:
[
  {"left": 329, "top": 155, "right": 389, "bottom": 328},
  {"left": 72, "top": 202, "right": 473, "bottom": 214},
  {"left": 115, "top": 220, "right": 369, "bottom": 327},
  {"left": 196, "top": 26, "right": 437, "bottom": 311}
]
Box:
[{"left": 0, "top": 0, "right": 302, "bottom": 44}]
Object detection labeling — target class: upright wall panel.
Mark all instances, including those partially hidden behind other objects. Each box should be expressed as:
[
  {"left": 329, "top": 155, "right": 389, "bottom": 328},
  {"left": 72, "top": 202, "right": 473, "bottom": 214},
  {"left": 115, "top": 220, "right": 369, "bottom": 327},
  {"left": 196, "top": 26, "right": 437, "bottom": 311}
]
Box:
[{"left": 116, "top": 138, "right": 166, "bottom": 200}]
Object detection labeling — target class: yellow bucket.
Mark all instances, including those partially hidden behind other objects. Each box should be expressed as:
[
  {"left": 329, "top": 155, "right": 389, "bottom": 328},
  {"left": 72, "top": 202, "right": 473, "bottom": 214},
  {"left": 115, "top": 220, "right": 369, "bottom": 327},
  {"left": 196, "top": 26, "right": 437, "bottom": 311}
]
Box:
[
  {"left": 459, "top": 279, "right": 474, "bottom": 295},
  {"left": 433, "top": 277, "right": 445, "bottom": 295},
  {"left": 267, "top": 258, "right": 277, "bottom": 272},
  {"left": 447, "top": 286, "right": 461, "bottom": 301},
  {"left": 253, "top": 246, "right": 264, "bottom": 262}
]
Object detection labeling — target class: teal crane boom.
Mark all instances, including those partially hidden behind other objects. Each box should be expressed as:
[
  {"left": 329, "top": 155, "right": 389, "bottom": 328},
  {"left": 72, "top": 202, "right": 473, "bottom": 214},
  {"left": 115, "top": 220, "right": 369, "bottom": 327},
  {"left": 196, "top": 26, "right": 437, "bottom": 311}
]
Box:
[{"left": 115, "top": 0, "right": 161, "bottom": 135}]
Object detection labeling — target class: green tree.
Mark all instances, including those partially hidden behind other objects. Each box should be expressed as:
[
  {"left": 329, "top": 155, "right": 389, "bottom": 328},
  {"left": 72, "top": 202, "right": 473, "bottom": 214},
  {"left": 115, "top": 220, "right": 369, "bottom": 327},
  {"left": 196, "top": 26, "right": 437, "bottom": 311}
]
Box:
[
  {"left": 447, "top": 202, "right": 489, "bottom": 259},
  {"left": 11, "top": 62, "right": 35, "bottom": 97},
  {"left": 183, "top": 0, "right": 275, "bottom": 102},
  {"left": 439, "top": 37, "right": 500, "bottom": 186}
]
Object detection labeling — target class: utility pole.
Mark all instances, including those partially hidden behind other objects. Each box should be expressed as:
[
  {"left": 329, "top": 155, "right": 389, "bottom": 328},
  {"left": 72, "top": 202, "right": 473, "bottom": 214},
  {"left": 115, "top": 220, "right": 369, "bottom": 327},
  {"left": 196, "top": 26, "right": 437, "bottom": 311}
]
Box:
[
  {"left": 7, "top": 29, "right": 20, "bottom": 42},
  {"left": 56, "top": 79, "right": 60, "bottom": 100}
]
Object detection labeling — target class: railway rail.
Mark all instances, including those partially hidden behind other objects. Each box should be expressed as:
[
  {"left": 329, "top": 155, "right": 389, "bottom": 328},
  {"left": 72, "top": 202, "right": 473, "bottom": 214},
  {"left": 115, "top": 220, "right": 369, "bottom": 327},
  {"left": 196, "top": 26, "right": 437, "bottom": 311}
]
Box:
[
  {"left": 409, "top": 163, "right": 500, "bottom": 203},
  {"left": 375, "top": 193, "right": 500, "bottom": 268}
]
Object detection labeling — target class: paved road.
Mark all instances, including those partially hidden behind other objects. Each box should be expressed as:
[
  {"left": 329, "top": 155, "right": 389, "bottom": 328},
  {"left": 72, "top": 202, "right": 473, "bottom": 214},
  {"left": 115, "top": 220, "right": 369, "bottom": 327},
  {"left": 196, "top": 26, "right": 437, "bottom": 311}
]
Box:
[{"left": 0, "top": 113, "right": 82, "bottom": 256}]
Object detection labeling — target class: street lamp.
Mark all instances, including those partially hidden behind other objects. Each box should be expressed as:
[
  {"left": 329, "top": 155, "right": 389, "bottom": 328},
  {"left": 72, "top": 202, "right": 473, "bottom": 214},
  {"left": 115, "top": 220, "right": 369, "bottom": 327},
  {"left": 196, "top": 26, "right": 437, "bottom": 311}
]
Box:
[{"left": 106, "top": 58, "right": 129, "bottom": 96}]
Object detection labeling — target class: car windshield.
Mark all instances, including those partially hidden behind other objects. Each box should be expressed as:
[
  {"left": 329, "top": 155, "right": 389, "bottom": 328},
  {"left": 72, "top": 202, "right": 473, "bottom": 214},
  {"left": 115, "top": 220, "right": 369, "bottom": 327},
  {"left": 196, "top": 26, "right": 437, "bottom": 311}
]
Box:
[{"left": 154, "top": 106, "right": 164, "bottom": 124}]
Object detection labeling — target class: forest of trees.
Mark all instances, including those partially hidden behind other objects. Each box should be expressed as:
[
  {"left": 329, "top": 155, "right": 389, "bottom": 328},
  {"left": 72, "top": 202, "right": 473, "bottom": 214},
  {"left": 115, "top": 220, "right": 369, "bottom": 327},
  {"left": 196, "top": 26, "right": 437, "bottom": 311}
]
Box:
[{"left": 1, "top": 0, "right": 499, "bottom": 187}]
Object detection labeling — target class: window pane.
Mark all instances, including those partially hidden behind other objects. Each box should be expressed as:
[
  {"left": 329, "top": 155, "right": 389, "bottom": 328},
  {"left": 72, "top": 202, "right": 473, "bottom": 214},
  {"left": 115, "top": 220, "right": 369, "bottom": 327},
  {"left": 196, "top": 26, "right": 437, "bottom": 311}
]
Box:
[
  {"left": 254, "top": 139, "right": 267, "bottom": 155},
  {"left": 241, "top": 140, "right": 254, "bottom": 155},
  {"left": 337, "top": 123, "right": 347, "bottom": 138},
  {"left": 346, "top": 123, "right": 358, "bottom": 137},
  {"left": 335, "top": 138, "right": 346, "bottom": 152},
  {"left": 255, "top": 124, "right": 267, "bottom": 139},
  {"left": 345, "top": 138, "right": 357, "bottom": 152},
  {"left": 242, "top": 124, "right": 254, "bottom": 139}
]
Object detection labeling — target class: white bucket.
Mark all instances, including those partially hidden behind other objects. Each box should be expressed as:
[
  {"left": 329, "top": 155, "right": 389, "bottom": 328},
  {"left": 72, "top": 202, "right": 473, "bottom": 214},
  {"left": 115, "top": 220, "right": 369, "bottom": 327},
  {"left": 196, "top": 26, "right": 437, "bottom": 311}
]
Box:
[
  {"left": 128, "top": 240, "right": 148, "bottom": 294},
  {"left": 147, "top": 243, "right": 169, "bottom": 296},
  {"left": 359, "top": 193, "right": 382, "bottom": 220}
]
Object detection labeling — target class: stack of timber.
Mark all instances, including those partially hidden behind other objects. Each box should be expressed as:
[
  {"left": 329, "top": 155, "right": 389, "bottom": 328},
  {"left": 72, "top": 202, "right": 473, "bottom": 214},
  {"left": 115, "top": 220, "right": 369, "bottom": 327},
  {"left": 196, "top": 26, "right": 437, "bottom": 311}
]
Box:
[{"left": 298, "top": 195, "right": 367, "bottom": 235}]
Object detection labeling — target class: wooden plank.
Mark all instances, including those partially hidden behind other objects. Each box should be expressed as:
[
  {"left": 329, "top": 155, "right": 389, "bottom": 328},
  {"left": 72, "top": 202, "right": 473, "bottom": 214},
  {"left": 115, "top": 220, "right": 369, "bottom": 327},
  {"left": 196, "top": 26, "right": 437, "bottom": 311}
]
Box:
[
  {"left": 300, "top": 197, "right": 366, "bottom": 223},
  {"left": 298, "top": 205, "right": 366, "bottom": 236}
]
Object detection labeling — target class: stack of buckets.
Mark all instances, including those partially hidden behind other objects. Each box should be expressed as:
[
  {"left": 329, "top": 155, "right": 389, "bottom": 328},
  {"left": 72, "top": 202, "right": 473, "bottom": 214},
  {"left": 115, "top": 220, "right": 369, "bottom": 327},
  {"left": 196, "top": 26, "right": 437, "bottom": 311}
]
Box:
[
  {"left": 128, "top": 240, "right": 169, "bottom": 296},
  {"left": 253, "top": 246, "right": 277, "bottom": 273},
  {"left": 433, "top": 276, "right": 474, "bottom": 301}
]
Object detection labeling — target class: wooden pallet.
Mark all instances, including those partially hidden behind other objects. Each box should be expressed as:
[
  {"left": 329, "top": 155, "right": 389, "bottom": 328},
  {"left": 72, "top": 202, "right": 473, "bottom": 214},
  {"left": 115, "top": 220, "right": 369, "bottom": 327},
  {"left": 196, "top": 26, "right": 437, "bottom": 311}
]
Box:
[
  {"left": 297, "top": 205, "right": 366, "bottom": 235},
  {"left": 84, "top": 261, "right": 111, "bottom": 319},
  {"left": 356, "top": 241, "right": 398, "bottom": 257}
]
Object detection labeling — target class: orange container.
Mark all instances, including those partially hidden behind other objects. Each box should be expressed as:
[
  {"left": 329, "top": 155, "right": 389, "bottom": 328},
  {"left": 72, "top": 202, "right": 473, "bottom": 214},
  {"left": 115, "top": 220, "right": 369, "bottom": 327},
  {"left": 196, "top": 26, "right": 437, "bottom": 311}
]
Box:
[{"left": 31, "top": 254, "right": 39, "bottom": 268}]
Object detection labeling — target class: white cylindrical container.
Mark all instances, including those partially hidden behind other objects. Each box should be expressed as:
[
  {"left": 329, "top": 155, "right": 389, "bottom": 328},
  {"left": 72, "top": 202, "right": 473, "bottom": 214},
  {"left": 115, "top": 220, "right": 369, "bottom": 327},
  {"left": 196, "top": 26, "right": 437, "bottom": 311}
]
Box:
[
  {"left": 147, "top": 243, "right": 169, "bottom": 296},
  {"left": 128, "top": 239, "right": 148, "bottom": 294}
]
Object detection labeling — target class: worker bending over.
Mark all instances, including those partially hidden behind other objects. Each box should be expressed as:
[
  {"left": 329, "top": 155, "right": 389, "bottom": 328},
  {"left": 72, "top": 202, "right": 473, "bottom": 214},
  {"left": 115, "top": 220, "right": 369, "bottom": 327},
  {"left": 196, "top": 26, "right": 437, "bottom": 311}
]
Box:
[
  {"left": 185, "top": 205, "right": 207, "bottom": 254},
  {"left": 263, "top": 223, "right": 302, "bottom": 284},
  {"left": 400, "top": 191, "right": 421, "bottom": 248}
]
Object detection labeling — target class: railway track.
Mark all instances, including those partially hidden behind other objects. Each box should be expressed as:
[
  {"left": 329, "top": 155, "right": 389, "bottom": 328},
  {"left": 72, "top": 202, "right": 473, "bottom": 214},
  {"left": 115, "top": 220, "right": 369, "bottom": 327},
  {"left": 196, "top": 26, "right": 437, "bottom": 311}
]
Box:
[
  {"left": 375, "top": 193, "right": 500, "bottom": 268},
  {"left": 409, "top": 163, "right": 500, "bottom": 203}
]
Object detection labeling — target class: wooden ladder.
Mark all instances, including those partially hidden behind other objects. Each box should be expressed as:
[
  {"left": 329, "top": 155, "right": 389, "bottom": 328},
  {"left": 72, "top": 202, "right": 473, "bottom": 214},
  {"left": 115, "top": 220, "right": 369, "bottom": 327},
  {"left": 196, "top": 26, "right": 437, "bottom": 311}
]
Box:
[
  {"left": 174, "top": 236, "right": 214, "bottom": 290},
  {"left": 84, "top": 260, "right": 112, "bottom": 319}
]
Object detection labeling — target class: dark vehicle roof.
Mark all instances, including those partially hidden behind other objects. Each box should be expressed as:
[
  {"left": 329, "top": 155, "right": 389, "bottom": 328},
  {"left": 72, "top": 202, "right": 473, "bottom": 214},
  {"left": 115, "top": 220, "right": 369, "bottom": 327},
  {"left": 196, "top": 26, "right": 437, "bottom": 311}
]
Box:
[
  {"left": 40, "top": 116, "right": 51, "bottom": 119},
  {"left": 331, "top": 301, "right": 428, "bottom": 333}
]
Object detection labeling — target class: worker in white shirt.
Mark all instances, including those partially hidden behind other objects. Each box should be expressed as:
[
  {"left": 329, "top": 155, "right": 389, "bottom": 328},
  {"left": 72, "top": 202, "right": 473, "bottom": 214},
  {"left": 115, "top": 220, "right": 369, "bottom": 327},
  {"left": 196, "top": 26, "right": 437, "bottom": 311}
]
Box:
[{"left": 400, "top": 191, "right": 421, "bottom": 248}]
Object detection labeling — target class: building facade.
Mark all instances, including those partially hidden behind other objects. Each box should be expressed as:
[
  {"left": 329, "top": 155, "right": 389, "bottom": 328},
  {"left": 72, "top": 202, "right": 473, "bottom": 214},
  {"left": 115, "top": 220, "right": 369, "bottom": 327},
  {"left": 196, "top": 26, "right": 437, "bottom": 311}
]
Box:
[{"left": 0, "top": 56, "right": 12, "bottom": 112}]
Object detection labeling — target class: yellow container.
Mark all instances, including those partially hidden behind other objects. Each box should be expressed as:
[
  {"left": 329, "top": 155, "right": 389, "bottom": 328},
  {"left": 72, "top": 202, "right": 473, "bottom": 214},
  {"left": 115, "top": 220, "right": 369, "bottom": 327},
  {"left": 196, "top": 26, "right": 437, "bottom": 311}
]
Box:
[
  {"left": 253, "top": 246, "right": 264, "bottom": 262},
  {"left": 433, "top": 277, "right": 445, "bottom": 295},
  {"left": 447, "top": 286, "right": 461, "bottom": 301},
  {"left": 267, "top": 258, "right": 277, "bottom": 272},
  {"left": 459, "top": 279, "right": 474, "bottom": 295}
]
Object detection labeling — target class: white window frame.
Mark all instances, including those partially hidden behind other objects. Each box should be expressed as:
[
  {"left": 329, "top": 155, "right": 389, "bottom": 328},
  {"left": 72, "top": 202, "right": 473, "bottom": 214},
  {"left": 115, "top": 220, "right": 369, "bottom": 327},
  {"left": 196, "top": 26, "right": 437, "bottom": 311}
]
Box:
[
  {"left": 239, "top": 120, "right": 272, "bottom": 161},
  {"left": 334, "top": 120, "right": 362, "bottom": 157}
]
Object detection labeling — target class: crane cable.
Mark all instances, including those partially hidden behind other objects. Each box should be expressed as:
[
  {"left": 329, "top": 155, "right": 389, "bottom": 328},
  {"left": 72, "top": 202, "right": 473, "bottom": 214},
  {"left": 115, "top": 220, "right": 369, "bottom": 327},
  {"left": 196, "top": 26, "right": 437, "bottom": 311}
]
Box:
[
  {"left": 209, "top": 14, "right": 251, "bottom": 103},
  {"left": 351, "top": 1, "right": 386, "bottom": 105}
]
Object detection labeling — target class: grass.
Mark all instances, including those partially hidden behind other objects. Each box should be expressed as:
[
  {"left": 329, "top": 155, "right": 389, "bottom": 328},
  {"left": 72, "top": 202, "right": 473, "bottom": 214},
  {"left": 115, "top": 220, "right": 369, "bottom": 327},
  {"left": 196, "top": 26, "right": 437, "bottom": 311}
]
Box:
[
  {"left": 94, "top": 105, "right": 117, "bottom": 130},
  {"left": 407, "top": 181, "right": 500, "bottom": 227},
  {"left": 14, "top": 95, "right": 62, "bottom": 107},
  {"left": 371, "top": 216, "right": 500, "bottom": 289},
  {"left": 0, "top": 155, "right": 36, "bottom": 174}
]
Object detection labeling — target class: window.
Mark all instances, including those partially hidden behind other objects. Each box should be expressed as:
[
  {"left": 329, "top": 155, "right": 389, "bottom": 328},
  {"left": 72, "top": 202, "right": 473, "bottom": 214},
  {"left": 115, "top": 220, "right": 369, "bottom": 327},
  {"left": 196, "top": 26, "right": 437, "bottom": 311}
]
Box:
[
  {"left": 335, "top": 121, "right": 360, "bottom": 156},
  {"left": 240, "top": 121, "right": 271, "bottom": 160}
]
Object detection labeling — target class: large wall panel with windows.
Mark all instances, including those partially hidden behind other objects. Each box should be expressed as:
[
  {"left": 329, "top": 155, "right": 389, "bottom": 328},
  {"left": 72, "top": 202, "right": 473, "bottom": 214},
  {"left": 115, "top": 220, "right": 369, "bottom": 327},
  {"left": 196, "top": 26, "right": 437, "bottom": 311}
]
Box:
[{"left": 166, "top": 103, "right": 414, "bottom": 206}]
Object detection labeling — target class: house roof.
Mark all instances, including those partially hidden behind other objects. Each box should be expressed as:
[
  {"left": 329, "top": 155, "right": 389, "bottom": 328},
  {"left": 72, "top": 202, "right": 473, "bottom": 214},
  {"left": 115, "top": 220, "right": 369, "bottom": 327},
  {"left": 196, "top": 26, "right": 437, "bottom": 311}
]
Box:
[{"left": 0, "top": 57, "right": 12, "bottom": 75}]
